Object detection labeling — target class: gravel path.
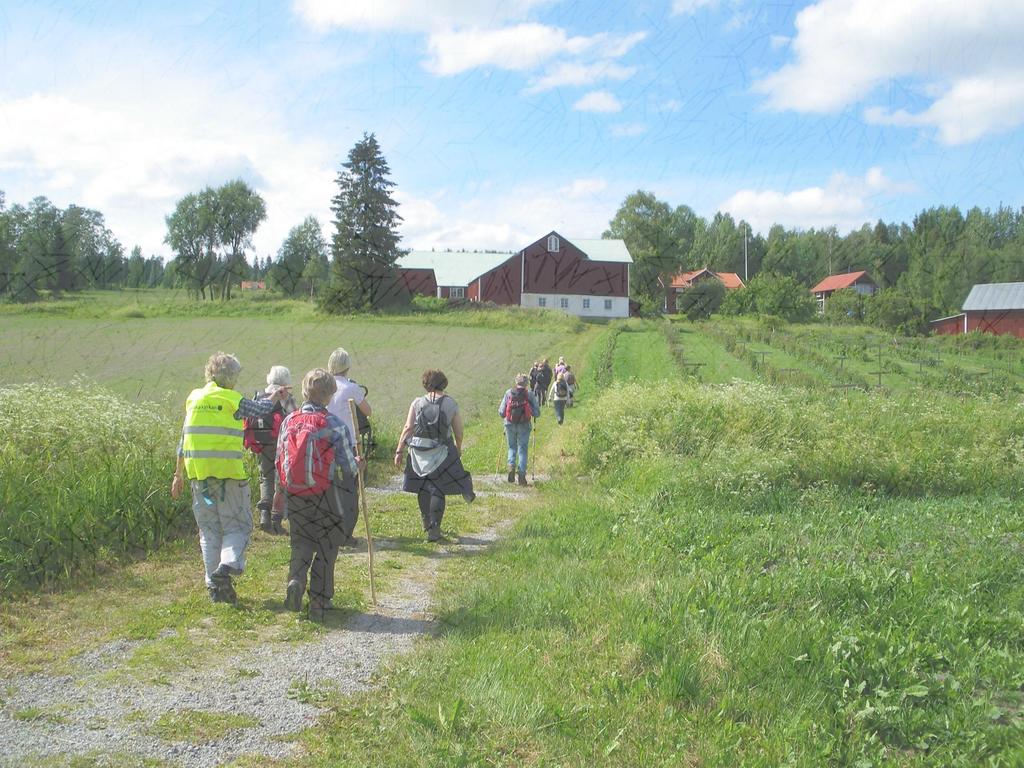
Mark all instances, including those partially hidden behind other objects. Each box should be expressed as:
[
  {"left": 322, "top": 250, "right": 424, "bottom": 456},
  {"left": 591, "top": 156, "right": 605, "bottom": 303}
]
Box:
[{"left": 0, "top": 478, "right": 520, "bottom": 767}]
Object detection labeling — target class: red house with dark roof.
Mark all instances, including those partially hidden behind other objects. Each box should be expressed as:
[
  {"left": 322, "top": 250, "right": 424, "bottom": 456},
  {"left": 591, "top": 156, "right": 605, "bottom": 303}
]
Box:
[
  {"left": 663, "top": 268, "right": 745, "bottom": 313},
  {"left": 810, "top": 270, "right": 878, "bottom": 313}
]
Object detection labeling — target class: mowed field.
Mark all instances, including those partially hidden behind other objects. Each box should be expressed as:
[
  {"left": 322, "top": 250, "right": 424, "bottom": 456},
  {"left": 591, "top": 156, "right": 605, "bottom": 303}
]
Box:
[{"left": 0, "top": 312, "right": 594, "bottom": 431}]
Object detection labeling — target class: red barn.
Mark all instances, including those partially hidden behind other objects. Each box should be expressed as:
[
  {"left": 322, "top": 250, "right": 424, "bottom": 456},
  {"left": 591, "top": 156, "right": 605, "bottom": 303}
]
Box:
[
  {"left": 399, "top": 251, "right": 513, "bottom": 300},
  {"left": 400, "top": 233, "right": 633, "bottom": 318},
  {"left": 810, "top": 270, "right": 878, "bottom": 313},
  {"left": 930, "top": 282, "right": 1024, "bottom": 338},
  {"left": 663, "top": 267, "right": 745, "bottom": 313}
]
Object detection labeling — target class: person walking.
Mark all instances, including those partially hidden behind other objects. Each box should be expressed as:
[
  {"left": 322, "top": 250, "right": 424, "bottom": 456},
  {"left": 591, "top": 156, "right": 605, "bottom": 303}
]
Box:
[
  {"left": 394, "top": 369, "right": 475, "bottom": 542},
  {"left": 325, "top": 347, "right": 370, "bottom": 545},
  {"left": 246, "top": 365, "right": 297, "bottom": 534},
  {"left": 549, "top": 371, "right": 570, "bottom": 425},
  {"left": 278, "top": 368, "right": 363, "bottom": 621},
  {"left": 498, "top": 373, "right": 540, "bottom": 486},
  {"left": 564, "top": 365, "right": 578, "bottom": 407},
  {"left": 171, "top": 352, "right": 289, "bottom": 604},
  {"left": 536, "top": 358, "right": 553, "bottom": 406}
]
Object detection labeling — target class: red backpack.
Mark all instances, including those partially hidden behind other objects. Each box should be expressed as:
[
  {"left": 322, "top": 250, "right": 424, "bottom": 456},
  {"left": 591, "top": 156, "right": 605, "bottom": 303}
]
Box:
[
  {"left": 505, "top": 387, "right": 533, "bottom": 423},
  {"left": 276, "top": 411, "right": 335, "bottom": 496}
]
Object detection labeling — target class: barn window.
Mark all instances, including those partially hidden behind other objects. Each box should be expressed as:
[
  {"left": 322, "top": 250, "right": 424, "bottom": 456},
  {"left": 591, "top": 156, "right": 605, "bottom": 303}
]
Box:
[
  {"left": 582, "top": 298, "right": 590, "bottom": 309},
  {"left": 538, "top": 297, "right": 546, "bottom": 307},
  {"left": 604, "top": 299, "right": 613, "bottom": 310},
  {"left": 547, "top": 235, "right": 560, "bottom": 252},
  {"left": 450, "top": 286, "right": 465, "bottom": 298},
  {"left": 560, "top": 298, "right": 569, "bottom": 309}
]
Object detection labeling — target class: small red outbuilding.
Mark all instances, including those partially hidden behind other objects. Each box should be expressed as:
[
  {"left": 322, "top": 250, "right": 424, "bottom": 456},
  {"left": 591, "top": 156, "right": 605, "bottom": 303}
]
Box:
[{"left": 930, "top": 282, "right": 1024, "bottom": 338}]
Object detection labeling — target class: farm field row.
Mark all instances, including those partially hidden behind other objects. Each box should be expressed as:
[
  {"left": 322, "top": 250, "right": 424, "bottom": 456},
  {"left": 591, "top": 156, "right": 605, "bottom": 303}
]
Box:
[{"left": 700, "top": 317, "right": 1024, "bottom": 395}]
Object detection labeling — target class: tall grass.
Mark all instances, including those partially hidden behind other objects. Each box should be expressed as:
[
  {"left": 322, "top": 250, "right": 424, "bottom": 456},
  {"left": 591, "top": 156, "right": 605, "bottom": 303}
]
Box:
[
  {"left": 0, "top": 383, "right": 186, "bottom": 589},
  {"left": 581, "top": 380, "right": 1024, "bottom": 497}
]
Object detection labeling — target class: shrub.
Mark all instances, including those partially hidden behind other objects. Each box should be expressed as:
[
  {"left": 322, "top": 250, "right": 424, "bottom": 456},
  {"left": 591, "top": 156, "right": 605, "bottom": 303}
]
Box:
[{"left": 0, "top": 383, "right": 187, "bottom": 589}]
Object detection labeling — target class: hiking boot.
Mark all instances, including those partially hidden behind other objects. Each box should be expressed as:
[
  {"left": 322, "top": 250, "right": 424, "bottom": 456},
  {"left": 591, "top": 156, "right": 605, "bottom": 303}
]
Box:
[
  {"left": 258, "top": 509, "right": 273, "bottom": 533},
  {"left": 339, "top": 535, "right": 360, "bottom": 548},
  {"left": 517, "top": 473, "right": 528, "bottom": 487},
  {"left": 308, "top": 603, "right": 326, "bottom": 623},
  {"left": 271, "top": 513, "right": 286, "bottom": 535},
  {"left": 207, "top": 586, "right": 220, "bottom": 603},
  {"left": 426, "top": 523, "right": 442, "bottom": 542},
  {"left": 506, "top": 466, "right": 516, "bottom": 483},
  {"left": 284, "top": 580, "right": 304, "bottom": 612},
  {"left": 210, "top": 565, "right": 237, "bottom": 604}
]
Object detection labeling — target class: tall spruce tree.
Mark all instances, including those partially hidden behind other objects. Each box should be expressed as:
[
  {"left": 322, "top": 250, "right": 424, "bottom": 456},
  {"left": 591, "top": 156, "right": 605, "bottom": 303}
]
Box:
[{"left": 327, "top": 133, "right": 407, "bottom": 312}]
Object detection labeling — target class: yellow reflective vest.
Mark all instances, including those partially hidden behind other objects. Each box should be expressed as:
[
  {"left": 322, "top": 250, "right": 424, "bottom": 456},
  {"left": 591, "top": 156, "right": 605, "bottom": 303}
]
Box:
[{"left": 181, "top": 382, "right": 246, "bottom": 480}]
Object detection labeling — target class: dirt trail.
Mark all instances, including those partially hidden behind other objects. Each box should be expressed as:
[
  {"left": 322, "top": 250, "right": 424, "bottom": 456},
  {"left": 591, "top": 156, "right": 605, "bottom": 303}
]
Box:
[{"left": 0, "top": 477, "right": 523, "bottom": 768}]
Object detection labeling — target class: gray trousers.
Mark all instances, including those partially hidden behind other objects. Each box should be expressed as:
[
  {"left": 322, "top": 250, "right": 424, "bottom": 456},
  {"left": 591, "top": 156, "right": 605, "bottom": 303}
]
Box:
[
  {"left": 256, "top": 449, "right": 277, "bottom": 513},
  {"left": 190, "top": 478, "right": 253, "bottom": 587}
]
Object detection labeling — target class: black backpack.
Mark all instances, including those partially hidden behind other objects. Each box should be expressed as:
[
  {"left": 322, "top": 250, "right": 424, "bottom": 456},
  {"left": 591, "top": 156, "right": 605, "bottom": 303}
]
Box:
[
  {"left": 555, "top": 379, "right": 568, "bottom": 398},
  {"left": 414, "top": 395, "right": 449, "bottom": 441},
  {"left": 505, "top": 387, "right": 531, "bottom": 423}
]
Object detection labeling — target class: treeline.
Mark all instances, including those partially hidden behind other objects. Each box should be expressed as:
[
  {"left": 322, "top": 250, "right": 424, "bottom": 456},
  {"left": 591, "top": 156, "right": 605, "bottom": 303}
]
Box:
[
  {"left": 0, "top": 193, "right": 166, "bottom": 299},
  {"left": 607, "top": 191, "right": 1024, "bottom": 327}
]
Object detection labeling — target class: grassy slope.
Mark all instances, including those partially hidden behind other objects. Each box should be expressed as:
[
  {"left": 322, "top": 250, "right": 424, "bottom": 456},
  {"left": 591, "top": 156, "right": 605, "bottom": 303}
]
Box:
[{"left": 289, "top": 320, "right": 1023, "bottom": 768}]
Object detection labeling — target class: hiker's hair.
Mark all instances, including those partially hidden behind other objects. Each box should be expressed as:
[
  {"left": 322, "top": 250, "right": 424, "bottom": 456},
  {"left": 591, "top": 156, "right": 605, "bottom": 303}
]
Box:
[
  {"left": 515, "top": 373, "right": 528, "bottom": 387},
  {"left": 422, "top": 369, "right": 448, "bottom": 392},
  {"left": 327, "top": 347, "right": 351, "bottom": 375},
  {"left": 266, "top": 365, "right": 291, "bottom": 387},
  {"left": 303, "top": 368, "right": 337, "bottom": 405},
  {"left": 205, "top": 352, "right": 241, "bottom": 389}
]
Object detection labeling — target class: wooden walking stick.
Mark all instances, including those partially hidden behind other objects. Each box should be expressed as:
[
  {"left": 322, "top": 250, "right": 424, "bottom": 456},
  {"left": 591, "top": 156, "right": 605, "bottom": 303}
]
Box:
[{"left": 348, "top": 399, "right": 377, "bottom": 606}]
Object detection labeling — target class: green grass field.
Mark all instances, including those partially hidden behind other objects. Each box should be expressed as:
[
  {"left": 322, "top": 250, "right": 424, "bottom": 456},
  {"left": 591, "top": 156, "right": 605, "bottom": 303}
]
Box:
[{"left": 2, "top": 300, "right": 1022, "bottom": 766}]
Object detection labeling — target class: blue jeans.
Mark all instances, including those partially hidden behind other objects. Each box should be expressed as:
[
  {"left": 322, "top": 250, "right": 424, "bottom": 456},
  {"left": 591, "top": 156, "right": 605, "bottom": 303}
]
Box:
[{"left": 505, "top": 421, "right": 532, "bottom": 473}]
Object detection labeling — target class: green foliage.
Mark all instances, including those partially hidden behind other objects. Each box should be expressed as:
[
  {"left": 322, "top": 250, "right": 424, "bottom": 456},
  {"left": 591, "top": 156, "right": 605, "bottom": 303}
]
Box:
[
  {"left": 823, "top": 287, "right": 864, "bottom": 324},
  {"left": 677, "top": 279, "right": 725, "bottom": 320},
  {"left": 603, "top": 191, "right": 693, "bottom": 308},
  {"left": 723, "top": 272, "right": 817, "bottom": 322},
  {"left": 270, "top": 215, "right": 328, "bottom": 298},
  {"left": 328, "top": 133, "right": 406, "bottom": 313},
  {"left": 0, "top": 384, "right": 185, "bottom": 589},
  {"left": 164, "top": 179, "right": 266, "bottom": 300},
  {"left": 863, "top": 288, "right": 926, "bottom": 334}
]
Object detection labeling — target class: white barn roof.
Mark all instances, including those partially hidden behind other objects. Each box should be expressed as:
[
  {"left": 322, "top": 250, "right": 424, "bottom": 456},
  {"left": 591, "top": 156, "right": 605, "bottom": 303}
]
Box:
[
  {"left": 963, "top": 282, "right": 1024, "bottom": 311},
  {"left": 571, "top": 238, "right": 633, "bottom": 263},
  {"left": 401, "top": 250, "right": 513, "bottom": 287}
]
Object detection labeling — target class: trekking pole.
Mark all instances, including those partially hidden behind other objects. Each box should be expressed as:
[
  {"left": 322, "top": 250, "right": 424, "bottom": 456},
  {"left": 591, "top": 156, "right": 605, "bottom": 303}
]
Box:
[
  {"left": 496, "top": 425, "right": 506, "bottom": 477},
  {"left": 348, "top": 399, "right": 377, "bottom": 606},
  {"left": 531, "top": 418, "right": 538, "bottom": 483}
]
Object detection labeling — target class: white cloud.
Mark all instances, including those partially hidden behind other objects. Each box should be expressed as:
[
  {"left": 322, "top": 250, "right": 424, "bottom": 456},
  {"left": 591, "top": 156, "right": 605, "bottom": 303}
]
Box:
[
  {"left": 526, "top": 61, "right": 637, "bottom": 93},
  {"left": 865, "top": 76, "right": 1024, "bottom": 145},
  {"left": 426, "top": 27, "right": 646, "bottom": 77},
  {"left": 717, "top": 167, "right": 906, "bottom": 233},
  {"left": 0, "top": 85, "right": 337, "bottom": 259},
  {"left": 611, "top": 122, "right": 647, "bottom": 137},
  {"left": 399, "top": 177, "right": 620, "bottom": 250},
  {"left": 754, "top": 0, "right": 1024, "bottom": 143},
  {"left": 573, "top": 91, "right": 622, "bottom": 113},
  {"left": 426, "top": 24, "right": 576, "bottom": 75},
  {"left": 293, "top": 0, "right": 550, "bottom": 33},
  {"left": 671, "top": 0, "right": 721, "bottom": 16}
]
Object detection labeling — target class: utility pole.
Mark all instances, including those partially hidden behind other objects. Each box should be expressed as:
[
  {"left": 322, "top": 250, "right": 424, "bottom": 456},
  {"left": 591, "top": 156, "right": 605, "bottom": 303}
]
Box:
[{"left": 744, "top": 223, "right": 749, "bottom": 282}]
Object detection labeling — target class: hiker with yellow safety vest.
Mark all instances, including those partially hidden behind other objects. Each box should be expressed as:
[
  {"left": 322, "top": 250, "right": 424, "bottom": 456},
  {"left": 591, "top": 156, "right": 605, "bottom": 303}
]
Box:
[{"left": 171, "top": 352, "right": 290, "bottom": 604}]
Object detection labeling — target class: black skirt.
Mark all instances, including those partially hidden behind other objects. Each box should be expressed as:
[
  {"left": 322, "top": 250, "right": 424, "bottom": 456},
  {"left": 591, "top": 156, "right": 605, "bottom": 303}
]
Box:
[{"left": 402, "top": 438, "right": 474, "bottom": 496}]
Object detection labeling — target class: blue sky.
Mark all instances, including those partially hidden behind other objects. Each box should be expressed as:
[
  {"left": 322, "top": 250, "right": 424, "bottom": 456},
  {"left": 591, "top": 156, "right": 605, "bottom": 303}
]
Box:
[{"left": 2, "top": 0, "right": 1023, "bottom": 258}]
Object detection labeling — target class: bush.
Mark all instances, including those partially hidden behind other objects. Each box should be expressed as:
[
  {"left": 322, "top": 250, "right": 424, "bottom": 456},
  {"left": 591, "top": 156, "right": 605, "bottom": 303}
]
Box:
[
  {"left": 0, "top": 384, "right": 187, "bottom": 589},
  {"left": 677, "top": 280, "right": 725, "bottom": 320},
  {"left": 822, "top": 287, "right": 863, "bottom": 324}
]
